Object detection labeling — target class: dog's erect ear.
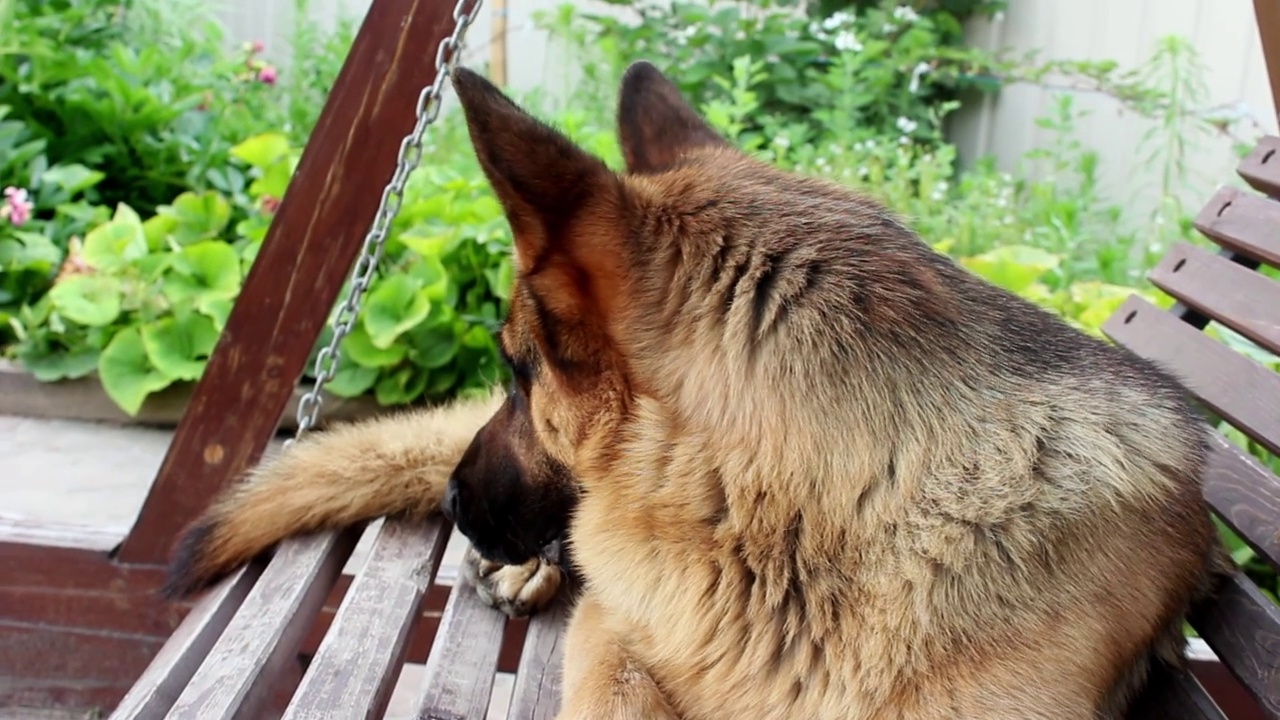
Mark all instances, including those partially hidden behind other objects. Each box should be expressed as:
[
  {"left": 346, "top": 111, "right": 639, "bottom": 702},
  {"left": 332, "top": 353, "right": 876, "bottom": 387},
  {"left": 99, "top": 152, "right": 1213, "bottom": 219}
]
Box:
[
  {"left": 452, "top": 67, "right": 631, "bottom": 360},
  {"left": 451, "top": 66, "right": 619, "bottom": 271},
  {"left": 617, "top": 60, "right": 729, "bottom": 174}
]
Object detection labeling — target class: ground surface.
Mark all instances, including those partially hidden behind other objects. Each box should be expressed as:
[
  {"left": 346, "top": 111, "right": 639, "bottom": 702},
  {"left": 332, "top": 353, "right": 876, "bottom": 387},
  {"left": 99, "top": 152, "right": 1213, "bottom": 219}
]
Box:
[{"left": 0, "top": 413, "right": 513, "bottom": 719}]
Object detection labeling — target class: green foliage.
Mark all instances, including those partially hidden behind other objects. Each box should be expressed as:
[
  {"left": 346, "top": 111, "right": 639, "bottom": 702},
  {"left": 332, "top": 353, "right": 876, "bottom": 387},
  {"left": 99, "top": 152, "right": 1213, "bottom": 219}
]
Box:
[{"left": 542, "top": 0, "right": 1000, "bottom": 150}]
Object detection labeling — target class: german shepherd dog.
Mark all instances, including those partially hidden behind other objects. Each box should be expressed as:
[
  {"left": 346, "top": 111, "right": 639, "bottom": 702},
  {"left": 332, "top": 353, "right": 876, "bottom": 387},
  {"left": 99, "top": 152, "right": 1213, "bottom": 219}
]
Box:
[{"left": 165, "top": 61, "right": 1228, "bottom": 718}]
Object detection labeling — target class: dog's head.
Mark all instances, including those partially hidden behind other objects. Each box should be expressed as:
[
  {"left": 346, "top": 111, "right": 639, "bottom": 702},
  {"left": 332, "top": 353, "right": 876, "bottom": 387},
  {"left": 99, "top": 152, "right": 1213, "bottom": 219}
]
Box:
[{"left": 441, "top": 61, "right": 733, "bottom": 566}]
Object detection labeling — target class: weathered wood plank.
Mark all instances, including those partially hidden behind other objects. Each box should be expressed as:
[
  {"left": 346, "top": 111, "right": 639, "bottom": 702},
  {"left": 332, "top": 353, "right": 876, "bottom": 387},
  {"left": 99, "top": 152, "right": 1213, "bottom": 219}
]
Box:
[
  {"left": 1102, "top": 296, "right": 1280, "bottom": 457},
  {"left": 1149, "top": 242, "right": 1280, "bottom": 356},
  {"left": 1127, "top": 661, "right": 1228, "bottom": 720},
  {"left": 165, "top": 527, "right": 362, "bottom": 719},
  {"left": 281, "top": 519, "right": 449, "bottom": 720},
  {"left": 416, "top": 566, "right": 508, "bottom": 719},
  {"left": 117, "top": 0, "right": 466, "bottom": 565},
  {"left": 1238, "top": 137, "right": 1280, "bottom": 198},
  {"left": 1193, "top": 187, "right": 1280, "bottom": 268},
  {"left": 1204, "top": 432, "right": 1280, "bottom": 571},
  {"left": 108, "top": 566, "right": 262, "bottom": 720},
  {"left": 1189, "top": 572, "right": 1280, "bottom": 718},
  {"left": 507, "top": 598, "right": 570, "bottom": 720}
]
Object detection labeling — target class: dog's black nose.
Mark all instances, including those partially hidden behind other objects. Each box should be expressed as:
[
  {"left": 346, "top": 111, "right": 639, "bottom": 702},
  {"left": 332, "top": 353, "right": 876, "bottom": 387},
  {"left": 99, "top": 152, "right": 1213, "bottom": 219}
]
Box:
[{"left": 441, "top": 480, "right": 460, "bottom": 522}]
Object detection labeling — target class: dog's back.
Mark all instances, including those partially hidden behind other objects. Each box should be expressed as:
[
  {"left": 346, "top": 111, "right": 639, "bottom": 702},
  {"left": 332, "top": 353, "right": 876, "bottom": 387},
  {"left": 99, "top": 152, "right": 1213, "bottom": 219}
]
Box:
[{"left": 564, "top": 111, "right": 1226, "bottom": 720}]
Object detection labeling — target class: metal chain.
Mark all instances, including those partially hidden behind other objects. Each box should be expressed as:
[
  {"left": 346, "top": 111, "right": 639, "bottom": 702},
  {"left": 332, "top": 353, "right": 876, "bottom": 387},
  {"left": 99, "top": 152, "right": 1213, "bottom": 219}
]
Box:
[{"left": 291, "top": 0, "right": 485, "bottom": 442}]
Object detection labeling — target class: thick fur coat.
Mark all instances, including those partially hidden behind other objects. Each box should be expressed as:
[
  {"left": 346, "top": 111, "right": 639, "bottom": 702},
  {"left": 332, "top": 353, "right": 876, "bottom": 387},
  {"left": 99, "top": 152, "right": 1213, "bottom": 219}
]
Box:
[{"left": 166, "top": 61, "right": 1227, "bottom": 719}]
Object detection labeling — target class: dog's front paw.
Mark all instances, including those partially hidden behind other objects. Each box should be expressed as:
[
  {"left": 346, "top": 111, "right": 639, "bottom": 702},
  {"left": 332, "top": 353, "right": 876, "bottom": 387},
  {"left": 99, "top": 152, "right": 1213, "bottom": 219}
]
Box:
[{"left": 461, "top": 544, "right": 563, "bottom": 618}]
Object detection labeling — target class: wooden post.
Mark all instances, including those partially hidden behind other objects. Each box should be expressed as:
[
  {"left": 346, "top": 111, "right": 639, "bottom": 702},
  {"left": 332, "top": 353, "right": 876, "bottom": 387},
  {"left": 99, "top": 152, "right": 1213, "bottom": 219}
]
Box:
[
  {"left": 490, "top": 0, "right": 508, "bottom": 86},
  {"left": 117, "top": 0, "right": 465, "bottom": 564},
  {"left": 1255, "top": 0, "right": 1280, "bottom": 124}
]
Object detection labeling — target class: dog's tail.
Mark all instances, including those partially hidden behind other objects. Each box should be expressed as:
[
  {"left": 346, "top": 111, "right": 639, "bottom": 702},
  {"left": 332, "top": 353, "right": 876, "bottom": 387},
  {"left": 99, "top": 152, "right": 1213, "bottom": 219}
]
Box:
[{"left": 162, "top": 387, "right": 503, "bottom": 598}]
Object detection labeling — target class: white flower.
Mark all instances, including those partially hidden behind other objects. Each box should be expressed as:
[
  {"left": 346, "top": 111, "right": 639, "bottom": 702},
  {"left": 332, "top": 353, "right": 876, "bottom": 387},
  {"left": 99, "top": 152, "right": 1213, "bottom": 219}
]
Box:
[
  {"left": 893, "top": 5, "right": 920, "bottom": 23},
  {"left": 822, "top": 10, "right": 854, "bottom": 30},
  {"left": 883, "top": 22, "right": 896, "bottom": 33},
  {"left": 834, "top": 30, "right": 863, "bottom": 52},
  {"left": 773, "top": 135, "right": 791, "bottom": 149},
  {"left": 896, "top": 116, "right": 919, "bottom": 134},
  {"left": 908, "top": 61, "right": 931, "bottom": 94}
]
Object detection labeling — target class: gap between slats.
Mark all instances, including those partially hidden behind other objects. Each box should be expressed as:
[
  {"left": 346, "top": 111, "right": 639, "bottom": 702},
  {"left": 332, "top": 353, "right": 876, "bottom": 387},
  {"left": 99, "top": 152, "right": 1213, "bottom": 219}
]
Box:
[{"left": 281, "top": 518, "right": 451, "bottom": 720}]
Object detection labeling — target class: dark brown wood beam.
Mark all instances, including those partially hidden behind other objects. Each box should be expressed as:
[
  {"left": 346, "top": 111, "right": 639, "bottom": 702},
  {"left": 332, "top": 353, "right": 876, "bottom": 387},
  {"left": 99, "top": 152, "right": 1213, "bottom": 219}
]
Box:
[{"left": 118, "top": 0, "right": 464, "bottom": 564}]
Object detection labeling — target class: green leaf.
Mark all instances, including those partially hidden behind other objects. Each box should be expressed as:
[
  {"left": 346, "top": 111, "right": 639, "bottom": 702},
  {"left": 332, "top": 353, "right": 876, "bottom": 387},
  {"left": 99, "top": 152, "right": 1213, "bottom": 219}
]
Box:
[
  {"left": 40, "top": 163, "right": 105, "bottom": 195},
  {"left": 161, "top": 191, "right": 231, "bottom": 245},
  {"left": 230, "top": 132, "right": 291, "bottom": 170},
  {"left": 408, "top": 323, "right": 461, "bottom": 370},
  {"left": 960, "top": 246, "right": 1062, "bottom": 294},
  {"left": 324, "top": 363, "right": 379, "bottom": 398},
  {"left": 483, "top": 259, "right": 514, "bottom": 301},
  {"left": 375, "top": 366, "right": 428, "bottom": 405},
  {"left": 82, "top": 205, "right": 148, "bottom": 270},
  {"left": 140, "top": 313, "right": 220, "bottom": 381},
  {"left": 343, "top": 325, "right": 407, "bottom": 368},
  {"left": 198, "top": 296, "right": 235, "bottom": 332},
  {"left": 98, "top": 327, "right": 175, "bottom": 416},
  {"left": 20, "top": 348, "right": 101, "bottom": 382},
  {"left": 48, "top": 276, "right": 123, "bottom": 327},
  {"left": 164, "top": 241, "right": 242, "bottom": 305},
  {"left": 362, "top": 276, "right": 431, "bottom": 349}
]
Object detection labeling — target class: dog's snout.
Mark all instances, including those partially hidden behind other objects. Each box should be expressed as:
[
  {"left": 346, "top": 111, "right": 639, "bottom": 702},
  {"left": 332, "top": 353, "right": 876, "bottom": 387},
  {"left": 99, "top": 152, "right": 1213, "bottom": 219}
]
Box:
[{"left": 441, "top": 479, "right": 460, "bottom": 522}]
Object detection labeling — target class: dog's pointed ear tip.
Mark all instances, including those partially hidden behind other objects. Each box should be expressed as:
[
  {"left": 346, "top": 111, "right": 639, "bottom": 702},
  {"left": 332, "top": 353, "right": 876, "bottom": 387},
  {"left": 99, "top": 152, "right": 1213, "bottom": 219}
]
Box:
[{"left": 620, "top": 60, "right": 671, "bottom": 91}]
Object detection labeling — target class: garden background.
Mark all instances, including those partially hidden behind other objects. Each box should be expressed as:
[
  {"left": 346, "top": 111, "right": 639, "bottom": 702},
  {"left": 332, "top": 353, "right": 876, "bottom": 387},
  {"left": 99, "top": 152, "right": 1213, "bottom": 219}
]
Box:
[{"left": 3, "top": 0, "right": 1280, "bottom": 614}]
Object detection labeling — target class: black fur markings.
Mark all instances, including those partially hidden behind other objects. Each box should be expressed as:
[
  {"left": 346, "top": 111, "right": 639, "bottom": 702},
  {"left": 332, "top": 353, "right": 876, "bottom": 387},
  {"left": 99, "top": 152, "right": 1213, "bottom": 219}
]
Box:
[{"left": 161, "top": 520, "right": 221, "bottom": 599}]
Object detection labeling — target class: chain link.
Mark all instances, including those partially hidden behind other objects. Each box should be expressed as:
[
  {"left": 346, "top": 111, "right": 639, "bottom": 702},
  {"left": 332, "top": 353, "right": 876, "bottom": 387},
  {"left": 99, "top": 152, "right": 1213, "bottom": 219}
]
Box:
[{"left": 291, "top": 0, "right": 485, "bottom": 442}]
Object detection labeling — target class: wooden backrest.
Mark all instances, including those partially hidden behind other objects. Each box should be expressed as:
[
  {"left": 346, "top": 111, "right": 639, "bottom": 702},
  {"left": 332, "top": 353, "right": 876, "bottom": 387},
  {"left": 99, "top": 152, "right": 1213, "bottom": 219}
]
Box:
[{"left": 1103, "top": 137, "right": 1280, "bottom": 719}]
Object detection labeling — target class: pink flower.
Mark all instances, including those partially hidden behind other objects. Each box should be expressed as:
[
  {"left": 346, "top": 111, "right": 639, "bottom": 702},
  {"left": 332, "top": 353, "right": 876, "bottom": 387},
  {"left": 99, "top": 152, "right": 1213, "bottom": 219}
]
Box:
[
  {"left": 251, "top": 39, "right": 265, "bottom": 54},
  {"left": 1, "top": 186, "right": 33, "bottom": 226},
  {"left": 257, "top": 65, "right": 278, "bottom": 85},
  {"left": 260, "top": 195, "right": 281, "bottom": 214}
]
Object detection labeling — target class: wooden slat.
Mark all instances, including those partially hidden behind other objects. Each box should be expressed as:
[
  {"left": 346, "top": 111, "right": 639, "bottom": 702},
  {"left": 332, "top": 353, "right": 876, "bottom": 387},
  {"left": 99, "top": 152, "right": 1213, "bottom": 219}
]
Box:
[
  {"left": 108, "top": 566, "right": 262, "bottom": 720},
  {"left": 1238, "top": 137, "right": 1280, "bottom": 198},
  {"left": 507, "top": 598, "right": 570, "bottom": 720},
  {"left": 1127, "top": 661, "right": 1229, "bottom": 720},
  {"left": 166, "top": 528, "right": 362, "bottom": 719},
  {"left": 1189, "top": 572, "right": 1280, "bottom": 717},
  {"left": 1205, "top": 432, "right": 1280, "bottom": 570},
  {"left": 1194, "top": 187, "right": 1280, "bottom": 268},
  {"left": 280, "top": 519, "right": 450, "bottom": 720},
  {"left": 117, "top": 0, "right": 466, "bottom": 565},
  {"left": 416, "top": 571, "right": 508, "bottom": 719},
  {"left": 1149, "top": 242, "right": 1280, "bottom": 356},
  {"left": 1102, "top": 296, "right": 1280, "bottom": 457}
]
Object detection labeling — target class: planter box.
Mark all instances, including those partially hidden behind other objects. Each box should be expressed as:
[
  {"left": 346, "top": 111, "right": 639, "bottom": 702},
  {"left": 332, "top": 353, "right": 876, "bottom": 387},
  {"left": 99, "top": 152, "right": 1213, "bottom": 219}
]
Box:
[{"left": 0, "top": 359, "right": 393, "bottom": 431}]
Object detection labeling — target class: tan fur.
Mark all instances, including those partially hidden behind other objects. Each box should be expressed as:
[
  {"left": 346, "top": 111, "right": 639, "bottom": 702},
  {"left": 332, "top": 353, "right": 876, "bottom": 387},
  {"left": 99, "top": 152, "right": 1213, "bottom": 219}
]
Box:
[{"left": 168, "top": 62, "right": 1228, "bottom": 719}]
